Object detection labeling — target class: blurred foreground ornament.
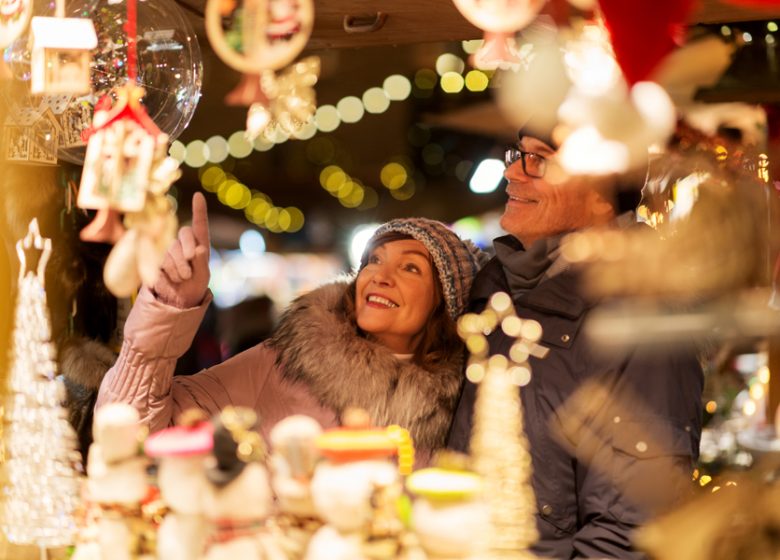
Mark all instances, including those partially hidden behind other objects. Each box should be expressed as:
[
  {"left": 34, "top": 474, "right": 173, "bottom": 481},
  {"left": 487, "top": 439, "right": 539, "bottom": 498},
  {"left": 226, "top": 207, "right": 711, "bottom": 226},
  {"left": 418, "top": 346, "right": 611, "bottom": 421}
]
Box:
[
  {"left": 29, "top": 0, "right": 96, "bottom": 95},
  {"left": 458, "top": 292, "right": 545, "bottom": 557},
  {"left": 242, "top": 56, "right": 319, "bottom": 142},
  {"left": 636, "top": 473, "right": 780, "bottom": 560},
  {"left": 597, "top": 0, "right": 696, "bottom": 86},
  {"left": 77, "top": 82, "right": 180, "bottom": 297},
  {"left": 207, "top": 0, "right": 317, "bottom": 141},
  {"left": 1, "top": 218, "right": 82, "bottom": 549},
  {"left": 451, "top": 0, "right": 546, "bottom": 70}
]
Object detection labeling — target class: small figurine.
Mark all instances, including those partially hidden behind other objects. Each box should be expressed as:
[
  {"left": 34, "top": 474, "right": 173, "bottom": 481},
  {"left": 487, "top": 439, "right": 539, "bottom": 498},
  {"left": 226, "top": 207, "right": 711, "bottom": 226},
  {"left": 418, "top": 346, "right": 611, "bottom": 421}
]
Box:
[
  {"left": 305, "top": 409, "right": 407, "bottom": 560},
  {"left": 268, "top": 415, "right": 323, "bottom": 559},
  {"left": 86, "top": 403, "right": 148, "bottom": 560},
  {"left": 406, "top": 465, "right": 489, "bottom": 559},
  {"left": 145, "top": 410, "right": 215, "bottom": 560},
  {"left": 203, "top": 406, "right": 282, "bottom": 560}
]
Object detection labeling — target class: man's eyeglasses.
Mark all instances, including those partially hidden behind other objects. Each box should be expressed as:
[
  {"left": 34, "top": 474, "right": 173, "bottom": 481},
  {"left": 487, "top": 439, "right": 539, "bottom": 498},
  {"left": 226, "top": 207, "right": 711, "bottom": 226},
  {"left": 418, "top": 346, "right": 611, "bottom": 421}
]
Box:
[{"left": 504, "top": 147, "right": 547, "bottom": 179}]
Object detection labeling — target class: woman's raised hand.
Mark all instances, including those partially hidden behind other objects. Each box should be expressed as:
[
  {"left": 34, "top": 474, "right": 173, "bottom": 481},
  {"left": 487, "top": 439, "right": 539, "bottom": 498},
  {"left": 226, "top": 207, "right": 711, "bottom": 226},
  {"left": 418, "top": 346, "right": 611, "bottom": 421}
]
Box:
[{"left": 151, "top": 192, "right": 211, "bottom": 309}]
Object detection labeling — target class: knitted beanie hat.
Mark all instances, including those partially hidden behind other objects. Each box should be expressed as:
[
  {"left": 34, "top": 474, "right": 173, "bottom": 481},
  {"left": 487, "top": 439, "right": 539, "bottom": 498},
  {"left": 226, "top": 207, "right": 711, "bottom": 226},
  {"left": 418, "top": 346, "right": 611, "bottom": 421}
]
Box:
[{"left": 360, "top": 218, "right": 487, "bottom": 319}]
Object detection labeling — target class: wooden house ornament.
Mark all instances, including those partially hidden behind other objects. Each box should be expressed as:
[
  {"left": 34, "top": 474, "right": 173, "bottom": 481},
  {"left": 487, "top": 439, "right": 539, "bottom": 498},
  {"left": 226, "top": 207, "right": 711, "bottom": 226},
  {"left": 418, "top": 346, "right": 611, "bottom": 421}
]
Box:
[
  {"left": 3, "top": 102, "right": 63, "bottom": 165},
  {"left": 30, "top": 16, "right": 97, "bottom": 95},
  {"left": 78, "top": 83, "right": 172, "bottom": 242}
]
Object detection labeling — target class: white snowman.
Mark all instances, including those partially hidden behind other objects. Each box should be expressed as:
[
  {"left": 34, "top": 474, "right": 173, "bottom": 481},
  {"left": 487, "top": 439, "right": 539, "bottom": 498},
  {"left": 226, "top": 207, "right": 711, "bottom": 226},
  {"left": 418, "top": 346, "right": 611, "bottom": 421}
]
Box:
[
  {"left": 304, "top": 410, "right": 405, "bottom": 560},
  {"left": 203, "top": 406, "right": 284, "bottom": 560},
  {"left": 144, "top": 410, "right": 215, "bottom": 560},
  {"left": 405, "top": 467, "right": 489, "bottom": 559},
  {"left": 268, "top": 415, "right": 324, "bottom": 559},
  {"left": 86, "top": 403, "right": 149, "bottom": 560}
]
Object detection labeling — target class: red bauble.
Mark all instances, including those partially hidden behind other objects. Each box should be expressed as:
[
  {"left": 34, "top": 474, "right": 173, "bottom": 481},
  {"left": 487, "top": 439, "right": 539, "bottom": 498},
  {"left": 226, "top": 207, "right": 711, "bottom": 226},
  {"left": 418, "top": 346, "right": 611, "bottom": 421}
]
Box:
[{"left": 598, "top": 0, "right": 697, "bottom": 85}]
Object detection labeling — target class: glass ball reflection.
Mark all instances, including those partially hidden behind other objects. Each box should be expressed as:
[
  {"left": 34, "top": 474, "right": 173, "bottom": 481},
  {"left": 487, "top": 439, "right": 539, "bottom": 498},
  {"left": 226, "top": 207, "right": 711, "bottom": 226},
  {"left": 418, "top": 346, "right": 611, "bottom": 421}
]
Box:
[{"left": 3, "top": 0, "right": 202, "bottom": 164}]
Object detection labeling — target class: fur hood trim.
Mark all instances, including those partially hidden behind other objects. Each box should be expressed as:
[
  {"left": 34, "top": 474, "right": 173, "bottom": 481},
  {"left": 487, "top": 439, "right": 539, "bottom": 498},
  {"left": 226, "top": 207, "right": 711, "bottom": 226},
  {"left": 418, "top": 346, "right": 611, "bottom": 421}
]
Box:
[
  {"left": 269, "top": 280, "right": 464, "bottom": 450},
  {"left": 59, "top": 336, "right": 117, "bottom": 390}
]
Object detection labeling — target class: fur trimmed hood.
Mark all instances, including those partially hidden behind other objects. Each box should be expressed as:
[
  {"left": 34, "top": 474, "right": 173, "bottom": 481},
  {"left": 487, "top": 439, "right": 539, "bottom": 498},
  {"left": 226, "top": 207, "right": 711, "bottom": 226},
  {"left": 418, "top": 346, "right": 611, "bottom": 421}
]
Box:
[{"left": 269, "top": 280, "right": 464, "bottom": 450}]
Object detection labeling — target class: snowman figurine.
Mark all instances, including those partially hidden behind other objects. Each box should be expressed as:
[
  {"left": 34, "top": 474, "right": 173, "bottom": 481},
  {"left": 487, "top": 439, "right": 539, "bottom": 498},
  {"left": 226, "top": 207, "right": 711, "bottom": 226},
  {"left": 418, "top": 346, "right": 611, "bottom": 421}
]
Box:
[
  {"left": 304, "top": 409, "right": 407, "bottom": 560},
  {"left": 405, "top": 463, "right": 489, "bottom": 559},
  {"left": 268, "top": 415, "right": 324, "bottom": 559},
  {"left": 145, "top": 409, "right": 214, "bottom": 560},
  {"left": 86, "top": 403, "right": 149, "bottom": 560},
  {"left": 203, "top": 406, "right": 283, "bottom": 560}
]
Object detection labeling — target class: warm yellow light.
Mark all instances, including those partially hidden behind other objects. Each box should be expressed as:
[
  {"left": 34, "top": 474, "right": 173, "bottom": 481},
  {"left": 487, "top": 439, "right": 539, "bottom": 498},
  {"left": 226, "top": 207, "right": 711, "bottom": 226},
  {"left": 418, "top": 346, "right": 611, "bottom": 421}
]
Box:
[
  {"left": 337, "top": 96, "right": 365, "bottom": 124},
  {"left": 337, "top": 180, "right": 356, "bottom": 199},
  {"left": 699, "top": 475, "right": 712, "bottom": 487},
  {"left": 743, "top": 400, "right": 757, "bottom": 416},
  {"left": 206, "top": 136, "right": 229, "bottom": 163},
  {"left": 461, "top": 39, "right": 483, "bottom": 54},
  {"left": 169, "top": 140, "right": 186, "bottom": 163},
  {"left": 705, "top": 400, "right": 717, "bottom": 414},
  {"left": 200, "top": 166, "right": 226, "bottom": 192},
  {"left": 325, "top": 170, "right": 348, "bottom": 194},
  {"left": 363, "top": 87, "right": 391, "bottom": 114},
  {"left": 228, "top": 131, "right": 253, "bottom": 159},
  {"left": 319, "top": 165, "right": 342, "bottom": 189},
  {"left": 184, "top": 140, "right": 209, "bottom": 168},
  {"left": 440, "top": 72, "right": 465, "bottom": 93},
  {"left": 265, "top": 207, "right": 281, "bottom": 231},
  {"left": 380, "top": 162, "right": 408, "bottom": 190},
  {"left": 750, "top": 383, "right": 765, "bottom": 401},
  {"left": 769, "top": 21, "right": 779, "bottom": 32},
  {"left": 435, "top": 53, "right": 465, "bottom": 76},
  {"left": 759, "top": 365, "right": 770, "bottom": 384},
  {"left": 314, "top": 105, "right": 340, "bottom": 133},
  {"left": 293, "top": 121, "right": 317, "bottom": 140},
  {"left": 217, "top": 179, "right": 238, "bottom": 204},
  {"left": 285, "top": 207, "right": 305, "bottom": 232},
  {"left": 382, "top": 75, "right": 411, "bottom": 101},
  {"left": 464, "top": 70, "right": 489, "bottom": 92},
  {"left": 253, "top": 135, "right": 274, "bottom": 152},
  {"left": 277, "top": 208, "right": 292, "bottom": 231},
  {"left": 341, "top": 186, "right": 365, "bottom": 208},
  {"left": 224, "top": 182, "right": 249, "bottom": 208},
  {"left": 246, "top": 198, "right": 272, "bottom": 225}
]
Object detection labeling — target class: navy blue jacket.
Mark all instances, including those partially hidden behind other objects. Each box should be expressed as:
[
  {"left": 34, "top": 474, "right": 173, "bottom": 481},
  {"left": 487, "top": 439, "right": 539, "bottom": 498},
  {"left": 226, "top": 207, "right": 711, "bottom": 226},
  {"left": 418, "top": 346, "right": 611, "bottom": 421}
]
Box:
[{"left": 448, "top": 251, "right": 703, "bottom": 559}]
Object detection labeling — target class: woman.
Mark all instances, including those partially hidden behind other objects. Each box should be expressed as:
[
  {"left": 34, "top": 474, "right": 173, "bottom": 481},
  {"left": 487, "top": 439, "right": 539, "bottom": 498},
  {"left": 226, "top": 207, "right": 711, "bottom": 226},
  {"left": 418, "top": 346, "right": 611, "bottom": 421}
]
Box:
[{"left": 97, "top": 193, "right": 485, "bottom": 454}]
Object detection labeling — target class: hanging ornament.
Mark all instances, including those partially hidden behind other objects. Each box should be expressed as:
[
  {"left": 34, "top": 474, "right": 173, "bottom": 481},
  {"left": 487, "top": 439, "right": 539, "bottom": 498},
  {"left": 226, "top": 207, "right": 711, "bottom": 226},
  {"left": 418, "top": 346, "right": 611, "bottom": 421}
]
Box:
[
  {"left": 1, "top": 218, "right": 82, "bottom": 550},
  {"left": 451, "top": 0, "right": 547, "bottom": 70},
  {"left": 206, "top": 0, "right": 319, "bottom": 140},
  {"left": 77, "top": 0, "right": 179, "bottom": 298},
  {"left": 242, "top": 57, "right": 319, "bottom": 141},
  {"left": 29, "top": 0, "right": 97, "bottom": 95},
  {"left": 2, "top": 98, "right": 62, "bottom": 164},
  {"left": 597, "top": 0, "right": 696, "bottom": 85}
]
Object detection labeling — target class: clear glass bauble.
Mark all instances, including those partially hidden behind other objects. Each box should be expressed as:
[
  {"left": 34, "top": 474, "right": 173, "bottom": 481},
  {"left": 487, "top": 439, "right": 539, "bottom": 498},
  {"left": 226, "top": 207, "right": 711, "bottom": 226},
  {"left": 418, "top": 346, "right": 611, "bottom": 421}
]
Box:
[{"left": 2, "top": 0, "right": 202, "bottom": 164}]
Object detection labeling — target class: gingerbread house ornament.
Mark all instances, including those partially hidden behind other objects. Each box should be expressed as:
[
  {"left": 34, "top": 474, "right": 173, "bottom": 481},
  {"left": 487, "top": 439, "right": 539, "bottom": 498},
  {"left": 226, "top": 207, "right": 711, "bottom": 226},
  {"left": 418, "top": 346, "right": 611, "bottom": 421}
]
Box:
[
  {"left": 30, "top": 16, "right": 97, "bottom": 95},
  {"left": 3, "top": 102, "right": 63, "bottom": 164}
]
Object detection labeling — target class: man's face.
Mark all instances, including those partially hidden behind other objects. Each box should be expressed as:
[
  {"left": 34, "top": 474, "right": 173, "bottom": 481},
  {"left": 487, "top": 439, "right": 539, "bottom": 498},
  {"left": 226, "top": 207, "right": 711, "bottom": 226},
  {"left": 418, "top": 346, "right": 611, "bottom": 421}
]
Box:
[{"left": 500, "top": 136, "right": 612, "bottom": 247}]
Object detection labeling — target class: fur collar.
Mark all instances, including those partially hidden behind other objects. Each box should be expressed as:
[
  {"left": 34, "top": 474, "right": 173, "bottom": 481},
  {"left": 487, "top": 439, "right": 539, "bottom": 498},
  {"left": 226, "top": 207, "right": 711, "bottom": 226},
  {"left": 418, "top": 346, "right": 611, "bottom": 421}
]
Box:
[
  {"left": 60, "top": 335, "right": 117, "bottom": 389},
  {"left": 269, "top": 280, "right": 464, "bottom": 450}
]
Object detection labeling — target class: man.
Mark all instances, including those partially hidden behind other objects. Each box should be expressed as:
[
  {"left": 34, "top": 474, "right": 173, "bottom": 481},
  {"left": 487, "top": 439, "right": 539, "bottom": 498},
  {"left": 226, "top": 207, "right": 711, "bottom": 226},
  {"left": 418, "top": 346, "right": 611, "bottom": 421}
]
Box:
[{"left": 448, "top": 131, "right": 703, "bottom": 559}]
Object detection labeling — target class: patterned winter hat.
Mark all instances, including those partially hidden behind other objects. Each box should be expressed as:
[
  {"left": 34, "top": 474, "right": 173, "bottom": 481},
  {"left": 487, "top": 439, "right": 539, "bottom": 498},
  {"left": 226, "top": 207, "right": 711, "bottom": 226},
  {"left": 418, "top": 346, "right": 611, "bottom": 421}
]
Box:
[{"left": 361, "top": 218, "right": 487, "bottom": 319}]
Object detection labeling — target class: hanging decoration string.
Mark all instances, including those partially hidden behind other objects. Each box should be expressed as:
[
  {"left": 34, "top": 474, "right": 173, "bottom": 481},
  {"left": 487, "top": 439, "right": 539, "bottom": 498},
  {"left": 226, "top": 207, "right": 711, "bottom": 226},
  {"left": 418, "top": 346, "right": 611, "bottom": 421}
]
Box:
[{"left": 125, "top": 0, "right": 138, "bottom": 81}]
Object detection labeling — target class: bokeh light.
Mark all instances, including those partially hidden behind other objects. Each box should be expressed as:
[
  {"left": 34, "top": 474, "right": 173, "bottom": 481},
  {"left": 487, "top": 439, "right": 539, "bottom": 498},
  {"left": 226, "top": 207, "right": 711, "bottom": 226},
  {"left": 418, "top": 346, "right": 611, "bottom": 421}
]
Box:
[
  {"left": 383, "top": 75, "right": 412, "bottom": 101},
  {"left": 228, "top": 131, "right": 253, "bottom": 159},
  {"left": 414, "top": 69, "right": 437, "bottom": 90},
  {"left": 363, "top": 87, "right": 391, "bottom": 114},
  {"left": 184, "top": 140, "right": 209, "bottom": 168},
  {"left": 436, "top": 53, "right": 466, "bottom": 76},
  {"left": 441, "top": 72, "right": 465, "bottom": 93},
  {"left": 206, "top": 136, "right": 229, "bottom": 164},
  {"left": 465, "top": 70, "right": 489, "bottom": 92},
  {"left": 337, "top": 96, "right": 365, "bottom": 123},
  {"left": 380, "top": 162, "right": 408, "bottom": 190},
  {"left": 315, "top": 105, "right": 341, "bottom": 132}
]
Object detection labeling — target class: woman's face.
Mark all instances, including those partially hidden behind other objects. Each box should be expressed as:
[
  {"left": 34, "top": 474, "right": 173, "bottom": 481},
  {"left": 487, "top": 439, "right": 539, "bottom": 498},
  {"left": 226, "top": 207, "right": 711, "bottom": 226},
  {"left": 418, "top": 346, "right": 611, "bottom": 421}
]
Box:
[{"left": 355, "top": 239, "right": 437, "bottom": 354}]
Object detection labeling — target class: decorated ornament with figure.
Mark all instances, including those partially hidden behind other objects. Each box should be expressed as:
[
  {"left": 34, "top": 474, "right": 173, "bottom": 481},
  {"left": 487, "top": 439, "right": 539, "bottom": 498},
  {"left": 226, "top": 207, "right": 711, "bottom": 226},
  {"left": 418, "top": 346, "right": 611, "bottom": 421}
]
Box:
[
  {"left": 145, "top": 410, "right": 214, "bottom": 560},
  {"left": 206, "top": 0, "right": 319, "bottom": 141},
  {"left": 268, "top": 415, "right": 324, "bottom": 559},
  {"left": 451, "top": 0, "right": 546, "bottom": 70},
  {"left": 1, "top": 218, "right": 82, "bottom": 549},
  {"left": 203, "top": 406, "right": 281, "bottom": 560},
  {"left": 457, "top": 292, "right": 547, "bottom": 558},
  {"left": 29, "top": 0, "right": 97, "bottom": 95},
  {"left": 305, "top": 409, "right": 412, "bottom": 560},
  {"left": 405, "top": 462, "right": 489, "bottom": 559},
  {"left": 84, "top": 403, "right": 149, "bottom": 560},
  {"left": 77, "top": 81, "right": 180, "bottom": 297}
]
